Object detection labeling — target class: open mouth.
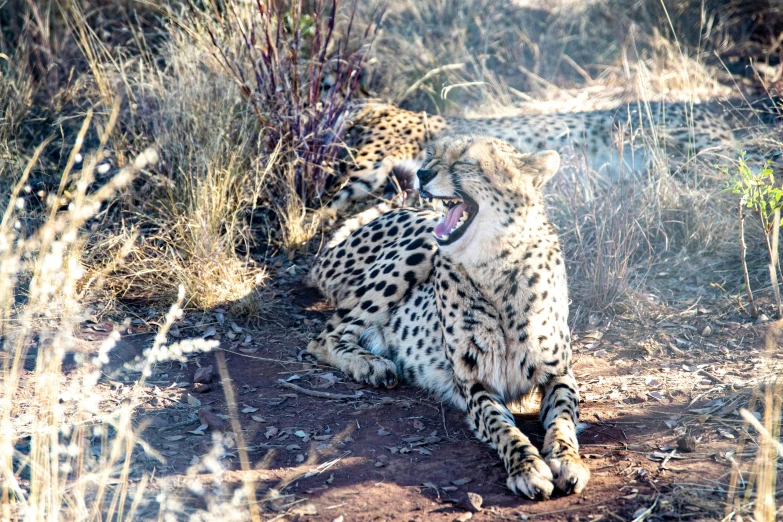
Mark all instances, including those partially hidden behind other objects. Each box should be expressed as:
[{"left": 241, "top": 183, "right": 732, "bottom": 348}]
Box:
[{"left": 420, "top": 191, "right": 478, "bottom": 245}]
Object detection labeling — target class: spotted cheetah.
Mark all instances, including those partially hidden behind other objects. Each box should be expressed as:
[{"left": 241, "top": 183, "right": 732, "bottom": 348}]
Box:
[
  {"left": 308, "top": 135, "right": 589, "bottom": 499},
  {"left": 326, "top": 98, "right": 778, "bottom": 215}
]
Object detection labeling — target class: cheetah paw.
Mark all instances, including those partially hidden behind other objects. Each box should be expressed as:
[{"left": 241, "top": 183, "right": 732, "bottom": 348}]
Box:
[
  {"left": 547, "top": 451, "right": 590, "bottom": 495},
  {"left": 348, "top": 355, "right": 398, "bottom": 388},
  {"left": 506, "top": 457, "right": 554, "bottom": 500}
]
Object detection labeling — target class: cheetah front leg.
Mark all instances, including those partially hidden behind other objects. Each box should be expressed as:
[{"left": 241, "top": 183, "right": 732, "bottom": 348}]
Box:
[
  {"left": 307, "top": 308, "right": 398, "bottom": 388},
  {"left": 462, "top": 380, "right": 555, "bottom": 499},
  {"left": 437, "top": 262, "right": 553, "bottom": 498},
  {"left": 539, "top": 372, "right": 590, "bottom": 494}
]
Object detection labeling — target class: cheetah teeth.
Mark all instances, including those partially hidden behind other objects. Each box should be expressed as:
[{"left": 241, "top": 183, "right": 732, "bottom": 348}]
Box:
[{"left": 434, "top": 210, "right": 470, "bottom": 240}]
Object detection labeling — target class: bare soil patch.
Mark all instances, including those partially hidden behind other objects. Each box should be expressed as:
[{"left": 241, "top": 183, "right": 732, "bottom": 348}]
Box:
[{"left": 17, "top": 262, "right": 776, "bottom": 521}]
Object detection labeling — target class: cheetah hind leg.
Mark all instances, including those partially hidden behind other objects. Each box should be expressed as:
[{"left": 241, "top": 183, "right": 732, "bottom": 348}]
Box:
[
  {"left": 462, "top": 380, "right": 554, "bottom": 500},
  {"left": 539, "top": 374, "right": 591, "bottom": 494},
  {"left": 306, "top": 309, "right": 398, "bottom": 388}
]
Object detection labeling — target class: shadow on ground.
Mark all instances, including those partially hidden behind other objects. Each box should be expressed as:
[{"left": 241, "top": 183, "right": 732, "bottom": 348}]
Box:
[{"left": 48, "top": 277, "right": 761, "bottom": 521}]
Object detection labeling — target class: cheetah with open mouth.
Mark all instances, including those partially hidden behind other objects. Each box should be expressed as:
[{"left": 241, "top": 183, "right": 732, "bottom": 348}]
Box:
[{"left": 308, "top": 135, "right": 589, "bottom": 498}]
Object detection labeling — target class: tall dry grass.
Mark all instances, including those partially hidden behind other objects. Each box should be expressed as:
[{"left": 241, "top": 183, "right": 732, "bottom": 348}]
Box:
[
  {"left": 0, "top": 3, "right": 382, "bottom": 516},
  {"left": 724, "top": 321, "right": 782, "bottom": 522},
  {"left": 0, "top": 6, "right": 269, "bottom": 516},
  {"left": 0, "top": 109, "right": 216, "bottom": 519},
  {"left": 79, "top": 27, "right": 272, "bottom": 310},
  {"left": 0, "top": 118, "right": 266, "bottom": 521}
]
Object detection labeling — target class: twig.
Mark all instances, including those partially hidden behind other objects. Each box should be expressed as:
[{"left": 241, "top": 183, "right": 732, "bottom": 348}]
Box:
[
  {"left": 698, "top": 368, "right": 728, "bottom": 386},
  {"left": 440, "top": 400, "right": 449, "bottom": 438},
  {"left": 631, "top": 493, "right": 659, "bottom": 522},
  {"left": 523, "top": 501, "right": 608, "bottom": 518},
  {"left": 660, "top": 448, "right": 676, "bottom": 470},
  {"left": 221, "top": 347, "right": 331, "bottom": 368},
  {"left": 278, "top": 380, "right": 362, "bottom": 400}
]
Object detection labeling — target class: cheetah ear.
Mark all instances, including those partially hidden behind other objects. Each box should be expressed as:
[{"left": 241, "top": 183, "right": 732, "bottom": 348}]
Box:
[{"left": 526, "top": 150, "right": 560, "bottom": 188}]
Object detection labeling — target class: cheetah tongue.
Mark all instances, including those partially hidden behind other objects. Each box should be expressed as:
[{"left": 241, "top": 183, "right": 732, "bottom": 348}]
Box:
[{"left": 434, "top": 202, "right": 469, "bottom": 239}]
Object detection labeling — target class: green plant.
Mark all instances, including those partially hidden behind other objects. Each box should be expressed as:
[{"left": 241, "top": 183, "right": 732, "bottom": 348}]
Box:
[{"left": 725, "top": 152, "right": 783, "bottom": 318}]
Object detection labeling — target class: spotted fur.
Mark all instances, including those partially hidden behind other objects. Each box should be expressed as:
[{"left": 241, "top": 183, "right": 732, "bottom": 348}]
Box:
[{"left": 308, "top": 135, "right": 589, "bottom": 498}]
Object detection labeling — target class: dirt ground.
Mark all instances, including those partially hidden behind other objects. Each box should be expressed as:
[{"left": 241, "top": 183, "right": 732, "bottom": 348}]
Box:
[{"left": 17, "top": 260, "right": 782, "bottom": 521}]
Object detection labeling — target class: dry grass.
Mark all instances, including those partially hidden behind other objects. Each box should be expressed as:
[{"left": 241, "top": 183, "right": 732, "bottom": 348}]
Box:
[
  {"left": 0, "top": 112, "right": 214, "bottom": 519},
  {"left": 364, "top": 0, "right": 766, "bottom": 112},
  {"left": 1, "top": 0, "right": 783, "bottom": 519},
  {"left": 78, "top": 29, "right": 272, "bottom": 311},
  {"left": 549, "top": 154, "right": 744, "bottom": 318},
  {"left": 725, "top": 321, "right": 783, "bottom": 521}
]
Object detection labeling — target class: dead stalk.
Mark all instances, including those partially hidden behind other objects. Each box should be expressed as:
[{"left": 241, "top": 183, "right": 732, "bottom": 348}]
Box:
[
  {"left": 278, "top": 381, "right": 362, "bottom": 400},
  {"left": 770, "top": 209, "right": 782, "bottom": 317},
  {"left": 739, "top": 201, "right": 758, "bottom": 318},
  {"left": 757, "top": 204, "right": 783, "bottom": 318},
  {"left": 215, "top": 350, "right": 262, "bottom": 522}
]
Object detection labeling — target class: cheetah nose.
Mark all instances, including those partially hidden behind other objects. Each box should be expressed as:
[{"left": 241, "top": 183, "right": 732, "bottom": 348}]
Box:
[{"left": 416, "top": 168, "right": 436, "bottom": 186}]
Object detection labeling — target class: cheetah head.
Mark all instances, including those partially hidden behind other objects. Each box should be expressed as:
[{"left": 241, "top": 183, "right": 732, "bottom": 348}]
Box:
[{"left": 417, "top": 135, "right": 560, "bottom": 249}]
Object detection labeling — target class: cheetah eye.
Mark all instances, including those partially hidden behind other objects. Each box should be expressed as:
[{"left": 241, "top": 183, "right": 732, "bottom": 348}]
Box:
[{"left": 451, "top": 161, "right": 477, "bottom": 169}]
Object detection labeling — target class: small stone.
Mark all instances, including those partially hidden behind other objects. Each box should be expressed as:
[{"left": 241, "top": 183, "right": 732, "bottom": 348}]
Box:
[
  {"left": 677, "top": 435, "right": 697, "bottom": 453},
  {"left": 456, "top": 491, "right": 483, "bottom": 513},
  {"left": 198, "top": 407, "right": 225, "bottom": 432},
  {"left": 755, "top": 314, "right": 770, "bottom": 325},
  {"left": 194, "top": 365, "right": 213, "bottom": 384},
  {"left": 192, "top": 383, "right": 212, "bottom": 393},
  {"left": 374, "top": 460, "right": 385, "bottom": 468},
  {"left": 698, "top": 324, "right": 712, "bottom": 337},
  {"left": 453, "top": 513, "right": 473, "bottom": 522}
]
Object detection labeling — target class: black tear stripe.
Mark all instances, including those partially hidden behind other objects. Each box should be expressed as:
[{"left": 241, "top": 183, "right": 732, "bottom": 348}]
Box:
[{"left": 451, "top": 171, "right": 463, "bottom": 196}]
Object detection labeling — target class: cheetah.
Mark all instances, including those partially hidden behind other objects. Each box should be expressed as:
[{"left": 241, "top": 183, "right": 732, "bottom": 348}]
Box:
[
  {"left": 326, "top": 98, "right": 779, "bottom": 215},
  {"left": 308, "top": 135, "right": 590, "bottom": 499}
]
